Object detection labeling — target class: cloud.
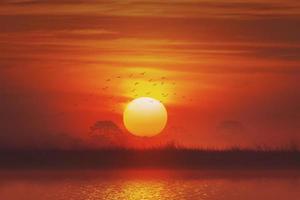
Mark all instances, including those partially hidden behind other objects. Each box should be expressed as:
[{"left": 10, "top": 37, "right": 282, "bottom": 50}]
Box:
[
  {"left": 1, "top": 12, "right": 300, "bottom": 74},
  {"left": 0, "top": 0, "right": 300, "bottom": 150},
  {"left": 2, "top": 0, "right": 102, "bottom": 5},
  {"left": 1, "top": 0, "right": 300, "bottom": 18}
]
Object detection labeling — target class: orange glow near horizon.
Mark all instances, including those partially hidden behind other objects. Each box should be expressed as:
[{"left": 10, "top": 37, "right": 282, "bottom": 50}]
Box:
[{"left": 0, "top": 0, "right": 299, "bottom": 149}]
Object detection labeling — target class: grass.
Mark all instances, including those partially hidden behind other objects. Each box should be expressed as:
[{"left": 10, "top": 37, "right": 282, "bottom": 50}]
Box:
[{"left": 0, "top": 144, "right": 299, "bottom": 170}]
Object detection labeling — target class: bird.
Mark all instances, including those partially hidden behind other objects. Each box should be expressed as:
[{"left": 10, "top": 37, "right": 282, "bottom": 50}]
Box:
[
  {"left": 134, "top": 82, "right": 139, "bottom": 85},
  {"left": 148, "top": 79, "right": 153, "bottom": 82},
  {"left": 106, "top": 78, "right": 111, "bottom": 82},
  {"left": 116, "top": 76, "right": 121, "bottom": 79},
  {"left": 140, "top": 72, "right": 146, "bottom": 75}
]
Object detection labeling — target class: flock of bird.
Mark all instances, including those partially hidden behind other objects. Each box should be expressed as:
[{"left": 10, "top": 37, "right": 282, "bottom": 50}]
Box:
[
  {"left": 100, "top": 71, "right": 189, "bottom": 103},
  {"left": 51, "top": 71, "right": 193, "bottom": 115}
]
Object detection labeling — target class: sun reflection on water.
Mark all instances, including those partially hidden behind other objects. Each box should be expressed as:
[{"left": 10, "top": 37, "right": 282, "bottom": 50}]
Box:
[{"left": 119, "top": 181, "right": 166, "bottom": 200}]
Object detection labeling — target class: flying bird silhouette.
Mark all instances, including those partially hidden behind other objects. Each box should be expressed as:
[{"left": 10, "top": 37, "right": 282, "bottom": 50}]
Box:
[{"left": 161, "top": 93, "right": 168, "bottom": 97}]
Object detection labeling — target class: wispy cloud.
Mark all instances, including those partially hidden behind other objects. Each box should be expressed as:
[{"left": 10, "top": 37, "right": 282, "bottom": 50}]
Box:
[
  {"left": 1, "top": 0, "right": 300, "bottom": 18},
  {"left": 0, "top": 0, "right": 300, "bottom": 148}
]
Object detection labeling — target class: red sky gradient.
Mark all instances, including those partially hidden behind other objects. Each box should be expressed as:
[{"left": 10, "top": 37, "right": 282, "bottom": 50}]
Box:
[{"left": 0, "top": 0, "right": 300, "bottom": 149}]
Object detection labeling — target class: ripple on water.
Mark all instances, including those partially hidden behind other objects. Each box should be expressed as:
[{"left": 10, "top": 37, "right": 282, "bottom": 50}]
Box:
[{"left": 0, "top": 170, "right": 299, "bottom": 200}]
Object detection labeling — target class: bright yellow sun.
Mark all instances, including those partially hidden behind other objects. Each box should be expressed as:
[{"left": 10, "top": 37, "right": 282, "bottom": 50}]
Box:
[{"left": 123, "top": 97, "right": 168, "bottom": 137}]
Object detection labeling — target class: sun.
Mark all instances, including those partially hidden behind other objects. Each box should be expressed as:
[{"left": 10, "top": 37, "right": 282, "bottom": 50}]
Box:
[{"left": 123, "top": 97, "right": 168, "bottom": 137}]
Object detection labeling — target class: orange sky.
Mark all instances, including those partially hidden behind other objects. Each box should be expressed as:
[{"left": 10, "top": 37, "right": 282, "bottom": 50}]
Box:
[{"left": 0, "top": 0, "right": 300, "bottom": 149}]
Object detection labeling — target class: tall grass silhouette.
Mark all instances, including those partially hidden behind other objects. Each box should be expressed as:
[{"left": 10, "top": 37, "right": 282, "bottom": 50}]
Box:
[{"left": 0, "top": 144, "right": 299, "bottom": 169}]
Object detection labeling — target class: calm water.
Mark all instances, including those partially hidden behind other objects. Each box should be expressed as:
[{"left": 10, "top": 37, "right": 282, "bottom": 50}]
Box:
[{"left": 0, "top": 170, "right": 299, "bottom": 200}]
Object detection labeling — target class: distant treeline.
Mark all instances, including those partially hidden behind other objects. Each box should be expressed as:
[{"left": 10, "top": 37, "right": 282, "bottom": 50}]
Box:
[{"left": 0, "top": 146, "right": 300, "bottom": 170}]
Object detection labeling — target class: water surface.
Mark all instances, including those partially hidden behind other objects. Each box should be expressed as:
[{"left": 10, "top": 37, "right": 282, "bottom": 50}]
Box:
[{"left": 0, "top": 170, "right": 299, "bottom": 200}]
